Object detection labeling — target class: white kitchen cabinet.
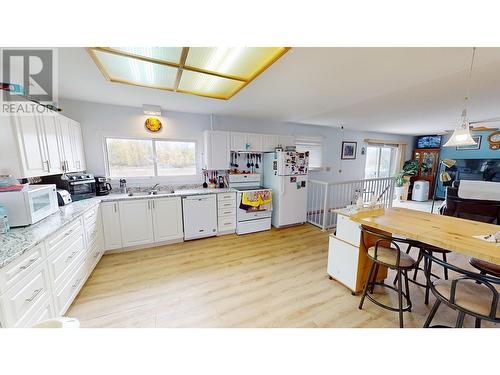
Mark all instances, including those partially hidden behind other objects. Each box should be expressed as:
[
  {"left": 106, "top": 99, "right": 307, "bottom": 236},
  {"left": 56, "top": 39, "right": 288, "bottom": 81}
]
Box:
[
  {"left": 328, "top": 236, "right": 359, "bottom": 291},
  {"left": 262, "top": 134, "right": 278, "bottom": 152},
  {"left": 40, "top": 115, "right": 63, "bottom": 174},
  {"left": 230, "top": 132, "right": 248, "bottom": 151},
  {"left": 119, "top": 199, "right": 155, "bottom": 247},
  {"left": 278, "top": 135, "right": 296, "bottom": 148},
  {"left": 246, "top": 133, "right": 263, "bottom": 152},
  {"left": 152, "top": 197, "right": 184, "bottom": 242},
  {"left": 12, "top": 113, "right": 48, "bottom": 177},
  {"left": 101, "top": 202, "right": 123, "bottom": 250},
  {"left": 57, "top": 116, "right": 76, "bottom": 173},
  {"left": 203, "top": 130, "right": 230, "bottom": 170},
  {"left": 70, "top": 120, "right": 86, "bottom": 171}
]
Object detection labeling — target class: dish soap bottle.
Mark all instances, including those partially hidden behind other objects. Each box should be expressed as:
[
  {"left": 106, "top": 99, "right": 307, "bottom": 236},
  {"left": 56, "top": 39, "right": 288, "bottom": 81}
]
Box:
[{"left": 0, "top": 203, "right": 10, "bottom": 234}]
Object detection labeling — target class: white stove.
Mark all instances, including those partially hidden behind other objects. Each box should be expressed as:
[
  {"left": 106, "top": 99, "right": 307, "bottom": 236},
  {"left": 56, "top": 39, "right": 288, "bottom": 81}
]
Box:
[{"left": 228, "top": 174, "right": 272, "bottom": 235}]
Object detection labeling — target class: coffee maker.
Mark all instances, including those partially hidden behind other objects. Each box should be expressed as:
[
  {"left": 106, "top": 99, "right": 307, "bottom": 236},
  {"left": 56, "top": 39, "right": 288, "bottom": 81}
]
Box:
[{"left": 95, "top": 176, "right": 112, "bottom": 196}]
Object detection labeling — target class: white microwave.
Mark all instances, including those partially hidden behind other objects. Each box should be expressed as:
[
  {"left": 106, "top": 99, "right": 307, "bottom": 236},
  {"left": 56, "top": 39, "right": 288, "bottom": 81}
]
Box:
[{"left": 0, "top": 184, "right": 59, "bottom": 227}]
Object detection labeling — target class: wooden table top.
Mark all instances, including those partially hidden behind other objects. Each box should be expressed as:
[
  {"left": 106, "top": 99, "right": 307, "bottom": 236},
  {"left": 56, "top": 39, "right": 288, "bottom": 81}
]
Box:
[{"left": 350, "top": 207, "right": 500, "bottom": 265}]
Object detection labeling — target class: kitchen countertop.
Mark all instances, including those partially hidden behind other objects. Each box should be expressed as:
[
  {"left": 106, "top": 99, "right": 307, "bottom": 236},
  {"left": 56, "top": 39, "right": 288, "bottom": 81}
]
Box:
[
  {"left": 101, "top": 188, "right": 236, "bottom": 202},
  {"left": 0, "top": 188, "right": 236, "bottom": 269}
]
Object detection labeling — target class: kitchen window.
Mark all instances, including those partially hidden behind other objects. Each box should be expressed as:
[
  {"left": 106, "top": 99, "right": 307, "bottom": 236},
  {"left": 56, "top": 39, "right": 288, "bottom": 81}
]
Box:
[
  {"left": 105, "top": 137, "right": 196, "bottom": 178},
  {"left": 295, "top": 136, "right": 324, "bottom": 170},
  {"left": 364, "top": 145, "right": 398, "bottom": 179}
]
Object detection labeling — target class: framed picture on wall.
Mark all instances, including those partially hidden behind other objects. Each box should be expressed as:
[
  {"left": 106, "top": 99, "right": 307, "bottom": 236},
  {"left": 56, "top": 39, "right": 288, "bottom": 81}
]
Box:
[
  {"left": 341, "top": 141, "right": 357, "bottom": 159},
  {"left": 456, "top": 135, "right": 481, "bottom": 150}
]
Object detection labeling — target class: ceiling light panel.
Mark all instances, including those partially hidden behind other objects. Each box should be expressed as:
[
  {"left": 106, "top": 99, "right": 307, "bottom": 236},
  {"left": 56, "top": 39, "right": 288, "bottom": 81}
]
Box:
[
  {"left": 107, "top": 47, "right": 183, "bottom": 64},
  {"left": 93, "top": 50, "right": 178, "bottom": 88},
  {"left": 178, "top": 70, "right": 244, "bottom": 98},
  {"left": 185, "top": 47, "right": 288, "bottom": 79}
]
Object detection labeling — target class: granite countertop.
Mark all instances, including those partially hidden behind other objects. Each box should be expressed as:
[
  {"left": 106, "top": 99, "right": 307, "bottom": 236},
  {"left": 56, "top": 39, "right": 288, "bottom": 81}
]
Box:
[
  {"left": 0, "top": 187, "right": 237, "bottom": 269},
  {"left": 0, "top": 197, "right": 102, "bottom": 269}
]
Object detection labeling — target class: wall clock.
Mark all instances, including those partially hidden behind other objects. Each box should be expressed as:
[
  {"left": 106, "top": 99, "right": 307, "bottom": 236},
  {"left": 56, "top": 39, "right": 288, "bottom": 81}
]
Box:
[
  {"left": 145, "top": 117, "right": 162, "bottom": 132},
  {"left": 487, "top": 131, "right": 500, "bottom": 150}
]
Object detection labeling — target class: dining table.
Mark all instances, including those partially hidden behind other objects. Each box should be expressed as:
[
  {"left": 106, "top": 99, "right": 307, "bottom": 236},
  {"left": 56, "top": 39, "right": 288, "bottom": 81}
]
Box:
[{"left": 348, "top": 207, "right": 500, "bottom": 265}]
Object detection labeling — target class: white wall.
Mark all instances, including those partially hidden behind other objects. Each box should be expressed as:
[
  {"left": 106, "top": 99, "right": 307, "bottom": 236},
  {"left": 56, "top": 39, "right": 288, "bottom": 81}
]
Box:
[{"left": 60, "top": 99, "right": 415, "bottom": 184}]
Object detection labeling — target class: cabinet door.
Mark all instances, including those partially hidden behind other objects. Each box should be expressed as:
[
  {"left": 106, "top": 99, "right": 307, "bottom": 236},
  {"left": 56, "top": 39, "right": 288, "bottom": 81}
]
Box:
[
  {"left": 277, "top": 135, "right": 295, "bottom": 148},
  {"left": 204, "top": 130, "right": 230, "bottom": 170},
  {"left": 262, "top": 134, "right": 278, "bottom": 152},
  {"left": 40, "top": 115, "right": 63, "bottom": 174},
  {"left": 101, "top": 202, "right": 123, "bottom": 250},
  {"left": 119, "top": 199, "right": 154, "bottom": 247},
  {"left": 247, "top": 133, "right": 263, "bottom": 152},
  {"left": 152, "top": 197, "right": 183, "bottom": 242},
  {"left": 57, "top": 117, "right": 76, "bottom": 172},
  {"left": 70, "top": 121, "right": 86, "bottom": 171},
  {"left": 230, "top": 132, "right": 248, "bottom": 151},
  {"left": 13, "top": 113, "right": 48, "bottom": 177}
]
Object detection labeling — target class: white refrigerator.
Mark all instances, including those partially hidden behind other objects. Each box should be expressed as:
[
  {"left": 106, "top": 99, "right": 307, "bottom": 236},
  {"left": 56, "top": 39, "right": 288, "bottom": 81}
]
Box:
[{"left": 263, "top": 151, "right": 309, "bottom": 227}]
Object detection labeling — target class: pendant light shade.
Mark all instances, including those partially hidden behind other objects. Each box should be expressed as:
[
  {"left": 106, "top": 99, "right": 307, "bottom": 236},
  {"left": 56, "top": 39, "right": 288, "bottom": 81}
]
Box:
[{"left": 443, "top": 47, "right": 479, "bottom": 148}]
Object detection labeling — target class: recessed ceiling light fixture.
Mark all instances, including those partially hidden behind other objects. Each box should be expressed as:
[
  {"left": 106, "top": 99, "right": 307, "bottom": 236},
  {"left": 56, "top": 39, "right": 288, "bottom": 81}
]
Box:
[
  {"left": 87, "top": 47, "right": 290, "bottom": 100},
  {"left": 443, "top": 47, "right": 478, "bottom": 148},
  {"left": 143, "top": 104, "right": 162, "bottom": 116}
]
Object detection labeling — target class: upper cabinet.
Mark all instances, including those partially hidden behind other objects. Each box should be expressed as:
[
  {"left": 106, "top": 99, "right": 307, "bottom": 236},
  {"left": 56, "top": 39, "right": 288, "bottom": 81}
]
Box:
[
  {"left": 262, "top": 134, "right": 279, "bottom": 152},
  {"left": 230, "top": 132, "right": 248, "bottom": 151},
  {"left": 278, "top": 135, "right": 296, "bottom": 148},
  {"left": 0, "top": 105, "right": 86, "bottom": 178},
  {"left": 246, "top": 133, "right": 263, "bottom": 152},
  {"left": 204, "top": 130, "right": 230, "bottom": 170}
]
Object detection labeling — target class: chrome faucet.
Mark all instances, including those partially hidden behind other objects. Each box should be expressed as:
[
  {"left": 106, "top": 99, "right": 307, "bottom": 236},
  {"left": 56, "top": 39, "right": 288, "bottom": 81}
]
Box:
[{"left": 149, "top": 183, "right": 160, "bottom": 194}]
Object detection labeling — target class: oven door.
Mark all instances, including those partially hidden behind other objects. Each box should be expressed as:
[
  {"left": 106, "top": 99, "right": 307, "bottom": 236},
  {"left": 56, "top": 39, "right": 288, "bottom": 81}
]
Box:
[
  {"left": 69, "top": 181, "right": 96, "bottom": 200},
  {"left": 236, "top": 191, "right": 272, "bottom": 222},
  {"left": 27, "top": 186, "right": 58, "bottom": 224}
]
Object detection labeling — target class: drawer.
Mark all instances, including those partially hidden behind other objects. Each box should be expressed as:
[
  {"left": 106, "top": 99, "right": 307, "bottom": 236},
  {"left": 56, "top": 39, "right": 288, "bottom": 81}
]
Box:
[
  {"left": 218, "top": 207, "right": 236, "bottom": 217},
  {"left": 46, "top": 218, "right": 83, "bottom": 255},
  {"left": 217, "top": 192, "right": 236, "bottom": 202},
  {"left": 86, "top": 219, "right": 101, "bottom": 243},
  {"left": 218, "top": 215, "right": 236, "bottom": 231},
  {"left": 0, "top": 244, "right": 45, "bottom": 292},
  {"left": 54, "top": 258, "right": 87, "bottom": 315},
  {"left": 0, "top": 263, "right": 51, "bottom": 327},
  {"left": 218, "top": 200, "right": 236, "bottom": 209},
  {"left": 16, "top": 296, "right": 54, "bottom": 328},
  {"left": 47, "top": 231, "right": 86, "bottom": 287},
  {"left": 335, "top": 214, "right": 361, "bottom": 247},
  {"left": 83, "top": 206, "right": 98, "bottom": 223},
  {"left": 327, "top": 236, "right": 359, "bottom": 291}
]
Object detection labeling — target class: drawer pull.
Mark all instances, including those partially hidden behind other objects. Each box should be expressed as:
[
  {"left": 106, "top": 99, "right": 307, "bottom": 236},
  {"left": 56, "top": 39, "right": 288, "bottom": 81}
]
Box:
[
  {"left": 19, "top": 257, "right": 39, "bottom": 270},
  {"left": 64, "top": 229, "right": 74, "bottom": 237},
  {"left": 25, "top": 288, "right": 43, "bottom": 302},
  {"left": 66, "top": 251, "right": 78, "bottom": 262},
  {"left": 224, "top": 222, "right": 232, "bottom": 225},
  {"left": 72, "top": 278, "right": 82, "bottom": 288},
  {"left": 93, "top": 251, "right": 100, "bottom": 259}
]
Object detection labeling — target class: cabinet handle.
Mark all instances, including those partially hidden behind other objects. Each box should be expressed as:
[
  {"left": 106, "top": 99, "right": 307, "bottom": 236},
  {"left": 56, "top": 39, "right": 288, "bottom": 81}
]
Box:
[
  {"left": 64, "top": 229, "right": 74, "bottom": 236},
  {"left": 42, "top": 160, "right": 49, "bottom": 172},
  {"left": 71, "top": 278, "right": 81, "bottom": 289},
  {"left": 25, "top": 288, "right": 43, "bottom": 302},
  {"left": 114, "top": 203, "right": 117, "bottom": 213},
  {"left": 66, "top": 251, "right": 78, "bottom": 262},
  {"left": 153, "top": 200, "right": 155, "bottom": 209},
  {"left": 19, "top": 257, "right": 39, "bottom": 270}
]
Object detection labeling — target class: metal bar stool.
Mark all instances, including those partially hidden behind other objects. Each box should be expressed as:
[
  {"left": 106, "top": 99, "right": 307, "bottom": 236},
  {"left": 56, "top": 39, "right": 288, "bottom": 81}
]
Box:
[
  {"left": 358, "top": 227, "right": 421, "bottom": 328},
  {"left": 423, "top": 252, "right": 500, "bottom": 328},
  {"left": 393, "top": 244, "right": 451, "bottom": 305}
]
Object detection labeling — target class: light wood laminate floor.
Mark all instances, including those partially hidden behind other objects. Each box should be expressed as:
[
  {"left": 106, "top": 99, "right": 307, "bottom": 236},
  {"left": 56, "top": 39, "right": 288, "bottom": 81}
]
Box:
[{"left": 67, "top": 224, "right": 498, "bottom": 328}]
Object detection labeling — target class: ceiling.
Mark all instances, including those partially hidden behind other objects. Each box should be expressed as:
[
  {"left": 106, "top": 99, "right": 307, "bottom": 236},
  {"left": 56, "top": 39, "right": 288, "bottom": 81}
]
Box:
[{"left": 58, "top": 47, "right": 500, "bottom": 135}]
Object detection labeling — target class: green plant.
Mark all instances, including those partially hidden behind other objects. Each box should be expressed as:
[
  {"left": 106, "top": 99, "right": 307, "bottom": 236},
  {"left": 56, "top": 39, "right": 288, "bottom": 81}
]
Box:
[{"left": 394, "top": 159, "right": 419, "bottom": 187}]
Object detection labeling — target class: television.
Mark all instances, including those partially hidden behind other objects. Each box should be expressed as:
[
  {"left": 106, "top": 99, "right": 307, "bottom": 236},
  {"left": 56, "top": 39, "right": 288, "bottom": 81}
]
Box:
[{"left": 416, "top": 135, "right": 442, "bottom": 149}]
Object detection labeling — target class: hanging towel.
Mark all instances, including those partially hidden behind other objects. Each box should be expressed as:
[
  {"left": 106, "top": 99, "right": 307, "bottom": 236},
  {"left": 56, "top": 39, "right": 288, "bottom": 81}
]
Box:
[
  {"left": 259, "top": 190, "right": 272, "bottom": 204},
  {"left": 242, "top": 191, "right": 261, "bottom": 207}
]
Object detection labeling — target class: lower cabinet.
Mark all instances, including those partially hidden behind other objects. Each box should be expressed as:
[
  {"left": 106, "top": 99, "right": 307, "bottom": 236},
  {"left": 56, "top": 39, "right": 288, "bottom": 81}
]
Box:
[
  {"left": 119, "top": 199, "right": 155, "bottom": 248},
  {"left": 102, "top": 197, "right": 184, "bottom": 251},
  {"left": 101, "top": 202, "right": 122, "bottom": 250},
  {"left": 0, "top": 204, "right": 104, "bottom": 328}
]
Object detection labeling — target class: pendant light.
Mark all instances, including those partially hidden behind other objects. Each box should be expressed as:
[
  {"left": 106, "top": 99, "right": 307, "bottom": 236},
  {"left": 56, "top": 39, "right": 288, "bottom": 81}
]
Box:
[{"left": 443, "top": 47, "right": 478, "bottom": 147}]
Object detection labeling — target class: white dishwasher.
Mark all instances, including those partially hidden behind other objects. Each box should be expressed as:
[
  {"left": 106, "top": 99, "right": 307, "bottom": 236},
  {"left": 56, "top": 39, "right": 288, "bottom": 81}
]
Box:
[{"left": 182, "top": 194, "right": 218, "bottom": 240}]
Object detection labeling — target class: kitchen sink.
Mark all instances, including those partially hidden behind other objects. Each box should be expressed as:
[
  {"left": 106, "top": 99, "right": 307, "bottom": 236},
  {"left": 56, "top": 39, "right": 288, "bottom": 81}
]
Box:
[{"left": 127, "top": 190, "right": 175, "bottom": 197}]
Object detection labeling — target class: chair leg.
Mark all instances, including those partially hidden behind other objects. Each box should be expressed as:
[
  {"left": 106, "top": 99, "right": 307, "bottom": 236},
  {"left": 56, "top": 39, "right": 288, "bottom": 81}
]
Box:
[
  {"left": 370, "top": 264, "right": 379, "bottom": 294},
  {"left": 359, "top": 261, "right": 376, "bottom": 310},
  {"left": 442, "top": 253, "right": 449, "bottom": 280},
  {"left": 424, "top": 258, "right": 432, "bottom": 305},
  {"left": 412, "top": 249, "right": 423, "bottom": 281},
  {"left": 475, "top": 317, "right": 481, "bottom": 328},
  {"left": 455, "top": 311, "right": 466, "bottom": 328},
  {"left": 403, "top": 270, "right": 411, "bottom": 312},
  {"left": 424, "top": 299, "right": 441, "bottom": 328},
  {"left": 397, "top": 269, "right": 404, "bottom": 328}
]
